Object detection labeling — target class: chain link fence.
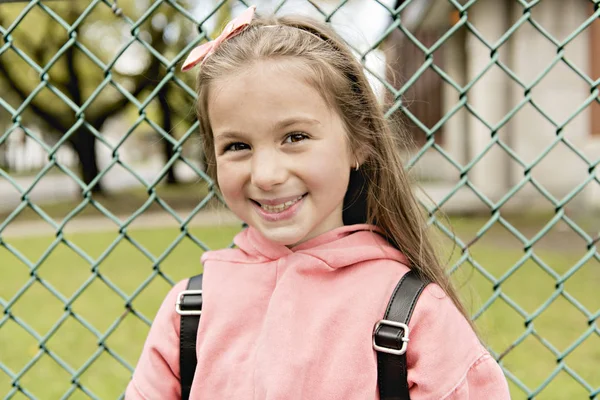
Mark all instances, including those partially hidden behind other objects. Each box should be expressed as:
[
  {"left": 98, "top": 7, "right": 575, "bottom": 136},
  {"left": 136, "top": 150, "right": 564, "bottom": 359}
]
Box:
[{"left": 1, "top": 0, "right": 599, "bottom": 398}]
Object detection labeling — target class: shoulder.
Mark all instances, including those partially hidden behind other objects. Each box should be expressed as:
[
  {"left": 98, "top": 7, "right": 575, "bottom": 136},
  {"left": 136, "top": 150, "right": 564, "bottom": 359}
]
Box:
[
  {"left": 126, "top": 278, "right": 192, "bottom": 398},
  {"left": 408, "top": 283, "right": 483, "bottom": 362},
  {"left": 409, "top": 282, "right": 471, "bottom": 324},
  {"left": 406, "top": 283, "right": 508, "bottom": 398},
  {"left": 147, "top": 278, "right": 190, "bottom": 339}
]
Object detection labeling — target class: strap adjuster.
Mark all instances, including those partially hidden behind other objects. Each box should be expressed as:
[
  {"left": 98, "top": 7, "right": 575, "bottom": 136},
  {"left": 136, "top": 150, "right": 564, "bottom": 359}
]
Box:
[
  {"left": 373, "top": 319, "right": 410, "bottom": 356},
  {"left": 175, "top": 290, "right": 203, "bottom": 316}
]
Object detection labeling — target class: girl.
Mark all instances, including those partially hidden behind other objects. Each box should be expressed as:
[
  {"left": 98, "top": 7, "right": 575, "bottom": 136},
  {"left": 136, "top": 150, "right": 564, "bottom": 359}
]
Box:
[{"left": 126, "top": 6, "right": 510, "bottom": 399}]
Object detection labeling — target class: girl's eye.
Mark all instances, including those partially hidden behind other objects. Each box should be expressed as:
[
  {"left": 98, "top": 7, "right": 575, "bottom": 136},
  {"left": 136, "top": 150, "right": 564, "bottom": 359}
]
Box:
[
  {"left": 224, "top": 142, "right": 249, "bottom": 152},
  {"left": 284, "top": 132, "right": 308, "bottom": 144}
]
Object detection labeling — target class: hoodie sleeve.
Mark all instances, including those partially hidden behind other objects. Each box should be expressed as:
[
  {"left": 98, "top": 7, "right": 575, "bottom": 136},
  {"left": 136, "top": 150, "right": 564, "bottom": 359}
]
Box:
[
  {"left": 125, "top": 279, "right": 189, "bottom": 400},
  {"left": 406, "top": 284, "right": 510, "bottom": 400},
  {"left": 439, "top": 353, "right": 510, "bottom": 399}
]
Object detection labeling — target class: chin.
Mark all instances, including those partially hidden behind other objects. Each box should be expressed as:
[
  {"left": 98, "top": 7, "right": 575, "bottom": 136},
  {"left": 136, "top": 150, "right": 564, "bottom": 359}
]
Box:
[{"left": 255, "top": 224, "right": 309, "bottom": 247}]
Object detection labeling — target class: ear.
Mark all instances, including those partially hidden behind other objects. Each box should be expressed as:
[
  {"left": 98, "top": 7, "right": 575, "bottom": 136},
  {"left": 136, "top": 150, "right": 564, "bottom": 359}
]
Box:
[{"left": 352, "top": 145, "right": 369, "bottom": 168}]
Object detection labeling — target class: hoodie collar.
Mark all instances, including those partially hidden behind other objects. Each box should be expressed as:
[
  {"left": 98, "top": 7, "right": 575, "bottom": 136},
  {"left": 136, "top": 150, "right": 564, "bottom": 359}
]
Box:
[{"left": 203, "top": 224, "right": 408, "bottom": 269}]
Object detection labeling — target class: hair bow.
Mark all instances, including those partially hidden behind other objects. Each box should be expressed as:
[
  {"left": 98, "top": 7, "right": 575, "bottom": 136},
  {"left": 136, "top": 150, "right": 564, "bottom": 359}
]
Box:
[{"left": 181, "top": 5, "right": 257, "bottom": 71}]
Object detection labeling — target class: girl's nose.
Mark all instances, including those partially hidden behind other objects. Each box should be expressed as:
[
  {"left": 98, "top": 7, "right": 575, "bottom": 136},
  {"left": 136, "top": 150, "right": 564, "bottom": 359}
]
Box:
[{"left": 251, "top": 151, "right": 287, "bottom": 191}]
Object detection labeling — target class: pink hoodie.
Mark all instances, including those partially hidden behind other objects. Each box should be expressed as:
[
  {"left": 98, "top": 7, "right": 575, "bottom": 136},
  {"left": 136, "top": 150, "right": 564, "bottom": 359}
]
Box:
[{"left": 126, "top": 224, "right": 510, "bottom": 399}]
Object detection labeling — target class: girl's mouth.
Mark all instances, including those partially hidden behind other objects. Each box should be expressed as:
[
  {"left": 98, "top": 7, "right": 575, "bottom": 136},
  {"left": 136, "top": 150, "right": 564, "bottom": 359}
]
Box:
[
  {"left": 250, "top": 194, "right": 307, "bottom": 221},
  {"left": 254, "top": 195, "right": 305, "bottom": 213}
]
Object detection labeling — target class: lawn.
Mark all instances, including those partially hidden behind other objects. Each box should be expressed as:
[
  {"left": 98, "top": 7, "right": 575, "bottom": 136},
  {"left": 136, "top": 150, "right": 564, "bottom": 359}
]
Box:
[{"left": 0, "top": 222, "right": 598, "bottom": 399}]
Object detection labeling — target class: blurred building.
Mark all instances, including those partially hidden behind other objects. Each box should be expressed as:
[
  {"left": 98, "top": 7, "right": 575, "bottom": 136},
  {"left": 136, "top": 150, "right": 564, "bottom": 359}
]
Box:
[{"left": 385, "top": 0, "right": 600, "bottom": 213}]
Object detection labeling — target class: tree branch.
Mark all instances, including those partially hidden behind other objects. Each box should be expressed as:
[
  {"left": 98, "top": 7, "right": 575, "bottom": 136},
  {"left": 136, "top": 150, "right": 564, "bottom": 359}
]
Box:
[
  {"left": 0, "top": 59, "right": 68, "bottom": 133},
  {"left": 66, "top": 36, "right": 82, "bottom": 105},
  {"left": 65, "top": 7, "right": 82, "bottom": 106},
  {"left": 89, "top": 58, "right": 161, "bottom": 128},
  {"left": 89, "top": 25, "right": 166, "bottom": 128},
  {"left": 0, "top": 14, "right": 71, "bottom": 133}
]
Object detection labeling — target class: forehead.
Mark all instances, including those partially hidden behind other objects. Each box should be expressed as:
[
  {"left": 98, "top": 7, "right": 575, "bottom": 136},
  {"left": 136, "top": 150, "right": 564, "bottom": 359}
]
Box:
[{"left": 207, "top": 59, "right": 336, "bottom": 134}]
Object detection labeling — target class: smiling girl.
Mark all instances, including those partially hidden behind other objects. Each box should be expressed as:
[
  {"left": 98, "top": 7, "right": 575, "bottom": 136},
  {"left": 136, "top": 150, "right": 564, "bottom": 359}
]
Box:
[{"left": 126, "top": 6, "right": 510, "bottom": 400}]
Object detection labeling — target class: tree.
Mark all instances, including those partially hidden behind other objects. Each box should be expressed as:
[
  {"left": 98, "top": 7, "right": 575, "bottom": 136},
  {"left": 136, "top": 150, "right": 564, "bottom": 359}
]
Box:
[{"left": 0, "top": 0, "right": 207, "bottom": 193}]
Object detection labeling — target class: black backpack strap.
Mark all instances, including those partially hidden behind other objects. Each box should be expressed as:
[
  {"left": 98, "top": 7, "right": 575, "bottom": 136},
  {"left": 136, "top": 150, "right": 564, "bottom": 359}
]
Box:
[
  {"left": 176, "top": 274, "right": 203, "bottom": 400},
  {"left": 374, "top": 269, "right": 429, "bottom": 400}
]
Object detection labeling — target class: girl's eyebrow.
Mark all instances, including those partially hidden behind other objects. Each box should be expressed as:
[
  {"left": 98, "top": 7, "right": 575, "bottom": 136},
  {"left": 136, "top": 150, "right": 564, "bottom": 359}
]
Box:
[
  {"left": 214, "top": 117, "right": 322, "bottom": 143},
  {"left": 273, "top": 117, "right": 321, "bottom": 130},
  {"left": 214, "top": 131, "right": 247, "bottom": 143}
]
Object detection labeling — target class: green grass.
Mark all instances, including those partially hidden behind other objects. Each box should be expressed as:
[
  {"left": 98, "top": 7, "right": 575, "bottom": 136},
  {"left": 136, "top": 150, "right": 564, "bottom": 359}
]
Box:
[{"left": 0, "top": 224, "right": 598, "bottom": 399}]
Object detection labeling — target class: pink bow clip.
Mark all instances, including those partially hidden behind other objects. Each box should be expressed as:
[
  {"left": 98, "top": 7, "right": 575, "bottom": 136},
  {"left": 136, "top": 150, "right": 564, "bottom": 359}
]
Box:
[{"left": 181, "top": 5, "right": 257, "bottom": 71}]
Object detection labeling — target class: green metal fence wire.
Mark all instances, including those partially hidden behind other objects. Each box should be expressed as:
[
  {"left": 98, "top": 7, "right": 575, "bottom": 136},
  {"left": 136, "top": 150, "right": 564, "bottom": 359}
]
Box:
[{"left": 1, "top": 0, "right": 599, "bottom": 398}]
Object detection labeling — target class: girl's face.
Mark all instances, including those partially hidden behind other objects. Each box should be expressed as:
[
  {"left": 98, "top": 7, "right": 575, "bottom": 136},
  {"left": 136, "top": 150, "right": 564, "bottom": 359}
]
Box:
[{"left": 208, "top": 60, "right": 354, "bottom": 246}]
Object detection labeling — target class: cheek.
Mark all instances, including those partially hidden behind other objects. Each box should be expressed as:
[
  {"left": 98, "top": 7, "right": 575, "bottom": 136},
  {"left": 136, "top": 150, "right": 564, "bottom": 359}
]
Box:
[
  {"left": 300, "top": 150, "right": 351, "bottom": 194},
  {"left": 216, "top": 162, "right": 246, "bottom": 202}
]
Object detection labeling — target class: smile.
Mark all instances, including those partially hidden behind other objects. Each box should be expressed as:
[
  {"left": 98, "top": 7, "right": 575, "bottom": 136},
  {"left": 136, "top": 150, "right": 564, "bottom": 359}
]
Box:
[
  {"left": 250, "top": 194, "right": 307, "bottom": 222},
  {"left": 258, "top": 195, "right": 304, "bottom": 213}
]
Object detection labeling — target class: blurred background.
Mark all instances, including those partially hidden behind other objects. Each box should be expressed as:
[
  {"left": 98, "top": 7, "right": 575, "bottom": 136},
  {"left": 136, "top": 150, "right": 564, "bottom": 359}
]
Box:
[{"left": 0, "top": 0, "right": 599, "bottom": 398}]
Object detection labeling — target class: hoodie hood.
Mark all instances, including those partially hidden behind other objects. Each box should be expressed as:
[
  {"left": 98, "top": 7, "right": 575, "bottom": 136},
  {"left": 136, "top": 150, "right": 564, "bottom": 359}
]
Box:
[{"left": 201, "top": 224, "right": 408, "bottom": 270}]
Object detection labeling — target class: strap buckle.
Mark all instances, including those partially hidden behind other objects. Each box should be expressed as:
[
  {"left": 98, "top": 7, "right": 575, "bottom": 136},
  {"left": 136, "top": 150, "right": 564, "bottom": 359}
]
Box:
[
  {"left": 373, "top": 320, "right": 410, "bottom": 356},
  {"left": 175, "top": 290, "right": 203, "bottom": 316}
]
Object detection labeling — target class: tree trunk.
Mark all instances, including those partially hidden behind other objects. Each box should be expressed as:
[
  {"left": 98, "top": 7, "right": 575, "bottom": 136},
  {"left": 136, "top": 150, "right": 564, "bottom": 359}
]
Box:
[
  {"left": 158, "top": 85, "right": 178, "bottom": 185},
  {"left": 70, "top": 126, "right": 103, "bottom": 194},
  {"left": 0, "top": 142, "right": 6, "bottom": 170}
]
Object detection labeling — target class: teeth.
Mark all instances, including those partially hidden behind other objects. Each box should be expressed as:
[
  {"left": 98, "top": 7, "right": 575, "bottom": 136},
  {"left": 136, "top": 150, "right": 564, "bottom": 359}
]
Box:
[{"left": 260, "top": 195, "right": 304, "bottom": 213}]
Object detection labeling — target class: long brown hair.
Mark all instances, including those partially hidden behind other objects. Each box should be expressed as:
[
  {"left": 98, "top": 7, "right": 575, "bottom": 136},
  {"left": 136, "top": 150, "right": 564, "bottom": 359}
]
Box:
[{"left": 192, "top": 12, "right": 471, "bottom": 323}]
